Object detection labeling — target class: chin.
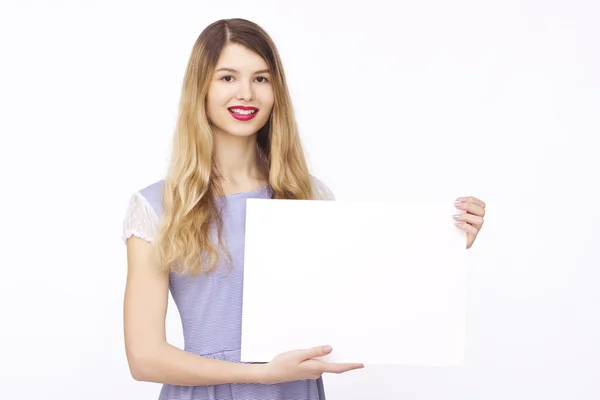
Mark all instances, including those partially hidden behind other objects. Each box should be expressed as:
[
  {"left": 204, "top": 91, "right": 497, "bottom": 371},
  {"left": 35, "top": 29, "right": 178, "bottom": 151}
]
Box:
[
  {"left": 212, "top": 116, "right": 270, "bottom": 137},
  {"left": 220, "top": 124, "right": 263, "bottom": 138}
]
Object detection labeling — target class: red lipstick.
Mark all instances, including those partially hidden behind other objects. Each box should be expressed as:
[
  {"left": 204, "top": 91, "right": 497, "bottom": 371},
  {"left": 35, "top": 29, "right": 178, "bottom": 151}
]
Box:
[{"left": 228, "top": 105, "right": 259, "bottom": 121}]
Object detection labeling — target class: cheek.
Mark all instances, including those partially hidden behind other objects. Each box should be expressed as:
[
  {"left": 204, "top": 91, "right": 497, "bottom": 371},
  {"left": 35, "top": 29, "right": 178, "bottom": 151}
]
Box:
[
  {"left": 206, "top": 87, "right": 216, "bottom": 110},
  {"left": 207, "top": 81, "right": 231, "bottom": 101},
  {"left": 258, "top": 87, "right": 275, "bottom": 111},
  {"left": 206, "top": 88, "right": 226, "bottom": 119}
]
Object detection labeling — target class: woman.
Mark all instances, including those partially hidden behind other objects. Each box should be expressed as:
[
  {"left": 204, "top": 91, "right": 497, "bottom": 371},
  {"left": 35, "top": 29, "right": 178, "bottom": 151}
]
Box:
[{"left": 122, "top": 18, "right": 486, "bottom": 400}]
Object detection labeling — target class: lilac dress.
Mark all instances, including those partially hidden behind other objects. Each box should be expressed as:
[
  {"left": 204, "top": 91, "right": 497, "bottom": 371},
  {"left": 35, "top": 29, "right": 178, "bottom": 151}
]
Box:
[{"left": 122, "top": 176, "right": 335, "bottom": 400}]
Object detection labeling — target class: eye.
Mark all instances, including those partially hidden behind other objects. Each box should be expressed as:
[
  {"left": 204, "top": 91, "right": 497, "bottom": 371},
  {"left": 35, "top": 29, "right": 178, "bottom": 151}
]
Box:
[
  {"left": 221, "top": 76, "right": 234, "bottom": 82},
  {"left": 255, "top": 76, "right": 269, "bottom": 83}
]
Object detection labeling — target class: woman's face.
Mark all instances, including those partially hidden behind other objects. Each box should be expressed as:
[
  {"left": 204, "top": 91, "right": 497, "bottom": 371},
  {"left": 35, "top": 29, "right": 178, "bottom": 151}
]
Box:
[{"left": 207, "top": 43, "right": 274, "bottom": 138}]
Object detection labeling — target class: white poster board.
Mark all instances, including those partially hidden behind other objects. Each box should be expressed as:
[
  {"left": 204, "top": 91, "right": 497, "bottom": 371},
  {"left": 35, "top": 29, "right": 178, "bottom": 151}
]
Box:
[{"left": 241, "top": 199, "right": 467, "bottom": 366}]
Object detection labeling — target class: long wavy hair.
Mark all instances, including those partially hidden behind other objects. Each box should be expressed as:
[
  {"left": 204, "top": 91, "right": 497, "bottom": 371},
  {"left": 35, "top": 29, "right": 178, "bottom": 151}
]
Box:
[{"left": 155, "top": 18, "right": 314, "bottom": 276}]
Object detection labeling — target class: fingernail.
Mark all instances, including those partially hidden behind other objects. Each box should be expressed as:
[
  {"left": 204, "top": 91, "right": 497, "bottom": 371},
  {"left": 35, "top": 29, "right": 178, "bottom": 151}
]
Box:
[
  {"left": 323, "top": 346, "right": 332, "bottom": 353},
  {"left": 454, "top": 201, "right": 464, "bottom": 208},
  {"left": 452, "top": 214, "right": 461, "bottom": 220}
]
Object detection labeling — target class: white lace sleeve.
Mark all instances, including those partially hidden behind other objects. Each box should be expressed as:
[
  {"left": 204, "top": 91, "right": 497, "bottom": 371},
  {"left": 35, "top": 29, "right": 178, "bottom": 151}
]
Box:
[
  {"left": 311, "top": 175, "right": 336, "bottom": 200},
  {"left": 122, "top": 192, "right": 160, "bottom": 244}
]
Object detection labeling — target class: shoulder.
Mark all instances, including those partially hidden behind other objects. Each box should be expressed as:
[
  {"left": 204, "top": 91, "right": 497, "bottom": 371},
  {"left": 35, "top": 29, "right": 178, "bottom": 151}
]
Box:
[
  {"left": 132, "top": 179, "right": 165, "bottom": 217},
  {"left": 310, "top": 175, "right": 335, "bottom": 200},
  {"left": 122, "top": 179, "right": 164, "bottom": 243},
  {"left": 138, "top": 179, "right": 165, "bottom": 206}
]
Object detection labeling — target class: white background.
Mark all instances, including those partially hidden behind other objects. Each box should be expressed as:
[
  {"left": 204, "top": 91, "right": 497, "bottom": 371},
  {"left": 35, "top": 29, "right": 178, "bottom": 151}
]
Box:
[{"left": 0, "top": 0, "right": 598, "bottom": 399}]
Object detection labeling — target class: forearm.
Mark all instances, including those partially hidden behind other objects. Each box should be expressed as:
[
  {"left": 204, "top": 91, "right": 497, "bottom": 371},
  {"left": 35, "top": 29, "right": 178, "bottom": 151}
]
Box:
[{"left": 131, "top": 343, "right": 266, "bottom": 386}]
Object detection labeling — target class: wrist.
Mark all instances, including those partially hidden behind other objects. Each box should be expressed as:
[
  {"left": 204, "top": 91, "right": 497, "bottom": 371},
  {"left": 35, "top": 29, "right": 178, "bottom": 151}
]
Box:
[{"left": 243, "top": 363, "right": 271, "bottom": 385}]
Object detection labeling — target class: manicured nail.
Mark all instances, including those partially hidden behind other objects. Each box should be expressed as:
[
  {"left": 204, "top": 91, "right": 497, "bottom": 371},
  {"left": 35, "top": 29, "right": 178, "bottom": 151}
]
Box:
[
  {"left": 452, "top": 214, "right": 461, "bottom": 220},
  {"left": 323, "top": 346, "right": 332, "bottom": 353},
  {"left": 454, "top": 201, "right": 463, "bottom": 207}
]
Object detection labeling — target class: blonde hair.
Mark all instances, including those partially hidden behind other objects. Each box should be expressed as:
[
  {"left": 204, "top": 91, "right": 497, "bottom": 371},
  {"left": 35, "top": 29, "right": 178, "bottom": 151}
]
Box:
[{"left": 156, "top": 18, "right": 314, "bottom": 276}]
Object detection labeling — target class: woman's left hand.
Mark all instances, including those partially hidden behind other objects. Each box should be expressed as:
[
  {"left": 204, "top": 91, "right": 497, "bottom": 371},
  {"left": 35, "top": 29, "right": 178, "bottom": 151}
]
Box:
[{"left": 453, "top": 196, "right": 486, "bottom": 249}]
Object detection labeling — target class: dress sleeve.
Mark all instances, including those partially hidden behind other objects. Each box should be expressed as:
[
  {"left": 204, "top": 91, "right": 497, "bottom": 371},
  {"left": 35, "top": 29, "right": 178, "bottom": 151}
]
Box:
[
  {"left": 311, "top": 175, "right": 336, "bottom": 200},
  {"left": 122, "top": 191, "right": 160, "bottom": 244}
]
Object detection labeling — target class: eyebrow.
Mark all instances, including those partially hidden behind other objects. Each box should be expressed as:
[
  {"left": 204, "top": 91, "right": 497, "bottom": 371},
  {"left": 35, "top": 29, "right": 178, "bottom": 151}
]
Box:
[{"left": 214, "top": 67, "right": 270, "bottom": 74}]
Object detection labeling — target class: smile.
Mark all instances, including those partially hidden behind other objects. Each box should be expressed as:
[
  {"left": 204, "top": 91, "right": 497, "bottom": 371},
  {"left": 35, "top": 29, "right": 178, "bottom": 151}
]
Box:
[{"left": 228, "top": 106, "right": 259, "bottom": 121}]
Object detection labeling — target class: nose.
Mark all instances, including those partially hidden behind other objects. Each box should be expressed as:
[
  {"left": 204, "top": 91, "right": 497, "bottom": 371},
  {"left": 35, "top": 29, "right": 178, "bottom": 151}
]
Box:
[{"left": 236, "top": 81, "right": 254, "bottom": 101}]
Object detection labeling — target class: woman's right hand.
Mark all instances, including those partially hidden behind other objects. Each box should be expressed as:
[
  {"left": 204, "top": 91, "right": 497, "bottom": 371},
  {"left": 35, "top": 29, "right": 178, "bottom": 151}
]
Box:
[{"left": 260, "top": 345, "right": 364, "bottom": 384}]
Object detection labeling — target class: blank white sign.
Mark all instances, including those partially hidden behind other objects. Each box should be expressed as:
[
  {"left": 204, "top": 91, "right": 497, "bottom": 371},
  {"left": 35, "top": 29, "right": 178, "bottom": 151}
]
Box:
[{"left": 241, "top": 199, "right": 467, "bottom": 366}]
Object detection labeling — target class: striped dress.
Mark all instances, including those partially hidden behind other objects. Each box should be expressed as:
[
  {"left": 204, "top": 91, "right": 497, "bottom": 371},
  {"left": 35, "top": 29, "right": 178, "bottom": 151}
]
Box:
[{"left": 122, "top": 176, "right": 335, "bottom": 400}]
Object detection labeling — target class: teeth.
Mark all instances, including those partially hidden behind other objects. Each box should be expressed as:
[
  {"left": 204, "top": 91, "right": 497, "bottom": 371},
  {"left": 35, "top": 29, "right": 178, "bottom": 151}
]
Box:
[{"left": 230, "top": 109, "right": 256, "bottom": 115}]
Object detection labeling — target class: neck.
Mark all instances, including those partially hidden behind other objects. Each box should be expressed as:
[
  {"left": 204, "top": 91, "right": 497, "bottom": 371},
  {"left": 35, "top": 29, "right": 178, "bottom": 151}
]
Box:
[{"left": 213, "top": 130, "right": 267, "bottom": 194}]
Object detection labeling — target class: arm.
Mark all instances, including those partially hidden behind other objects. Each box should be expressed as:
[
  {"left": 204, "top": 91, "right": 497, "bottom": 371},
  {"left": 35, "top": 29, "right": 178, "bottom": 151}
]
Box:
[
  {"left": 122, "top": 193, "right": 265, "bottom": 386},
  {"left": 310, "top": 175, "right": 335, "bottom": 200}
]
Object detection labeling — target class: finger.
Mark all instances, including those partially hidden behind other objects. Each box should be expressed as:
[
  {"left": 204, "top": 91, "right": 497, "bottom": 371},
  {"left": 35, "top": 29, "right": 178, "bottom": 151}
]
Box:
[
  {"left": 300, "top": 345, "right": 333, "bottom": 360},
  {"left": 453, "top": 213, "right": 484, "bottom": 229},
  {"left": 456, "top": 196, "right": 486, "bottom": 209},
  {"left": 455, "top": 200, "right": 485, "bottom": 217},
  {"left": 455, "top": 221, "right": 479, "bottom": 235},
  {"left": 317, "top": 361, "right": 365, "bottom": 374}
]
